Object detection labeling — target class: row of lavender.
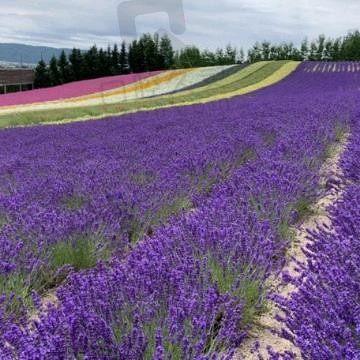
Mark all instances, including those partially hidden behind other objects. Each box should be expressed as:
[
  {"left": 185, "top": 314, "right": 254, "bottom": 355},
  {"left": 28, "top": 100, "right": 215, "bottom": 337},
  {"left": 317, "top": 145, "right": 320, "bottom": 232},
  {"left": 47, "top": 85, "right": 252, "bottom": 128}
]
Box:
[
  {"left": 0, "top": 101, "right": 265, "bottom": 283},
  {"left": 0, "top": 63, "right": 359, "bottom": 358},
  {"left": 277, "top": 110, "right": 360, "bottom": 359},
  {"left": 0, "top": 64, "right": 311, "bottom": 296}
]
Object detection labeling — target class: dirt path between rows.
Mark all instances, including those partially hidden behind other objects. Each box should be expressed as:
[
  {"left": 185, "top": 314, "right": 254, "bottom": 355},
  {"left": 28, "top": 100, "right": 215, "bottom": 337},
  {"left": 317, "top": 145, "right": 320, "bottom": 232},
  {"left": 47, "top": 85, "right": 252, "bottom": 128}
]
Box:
[{"left": 233, "top": 137, "right": 349, "bottom": 359}]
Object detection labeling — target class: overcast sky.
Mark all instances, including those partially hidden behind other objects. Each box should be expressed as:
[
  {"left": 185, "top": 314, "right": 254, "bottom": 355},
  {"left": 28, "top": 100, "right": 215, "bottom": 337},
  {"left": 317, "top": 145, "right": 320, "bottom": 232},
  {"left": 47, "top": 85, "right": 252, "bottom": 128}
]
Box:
[{"left": 0, "top": 0, "right": 359, "bottom": 50}]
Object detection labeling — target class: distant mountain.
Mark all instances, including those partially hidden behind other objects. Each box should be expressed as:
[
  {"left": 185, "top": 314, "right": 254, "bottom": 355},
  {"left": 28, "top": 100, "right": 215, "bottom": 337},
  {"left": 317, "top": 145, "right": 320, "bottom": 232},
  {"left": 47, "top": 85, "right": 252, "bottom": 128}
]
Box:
[{"left": 0, "top": 43, "right": 72, "bottom": 66}]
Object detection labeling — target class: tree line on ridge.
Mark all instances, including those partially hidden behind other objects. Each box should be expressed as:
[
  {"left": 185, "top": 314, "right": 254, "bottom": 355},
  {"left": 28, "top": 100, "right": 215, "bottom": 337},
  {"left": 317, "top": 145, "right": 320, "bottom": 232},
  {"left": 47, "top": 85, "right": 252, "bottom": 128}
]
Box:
[{"left": 34, "top": 30, "right": 360, "bottom": 88}]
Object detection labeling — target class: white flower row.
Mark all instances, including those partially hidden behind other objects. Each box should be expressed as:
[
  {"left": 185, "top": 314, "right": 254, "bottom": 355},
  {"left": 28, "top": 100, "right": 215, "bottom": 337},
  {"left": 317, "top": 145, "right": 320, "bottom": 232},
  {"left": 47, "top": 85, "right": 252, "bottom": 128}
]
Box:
[{"left": 103, "top": 65, "right": 235, "bottom": 103}]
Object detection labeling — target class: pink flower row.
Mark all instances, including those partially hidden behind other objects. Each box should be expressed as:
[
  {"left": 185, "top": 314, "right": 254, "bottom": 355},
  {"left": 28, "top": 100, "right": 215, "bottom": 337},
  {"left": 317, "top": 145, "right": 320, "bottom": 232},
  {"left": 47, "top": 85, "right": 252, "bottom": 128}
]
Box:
[{"left": 0, "top": 71, "right": 163, "bottom": 107}]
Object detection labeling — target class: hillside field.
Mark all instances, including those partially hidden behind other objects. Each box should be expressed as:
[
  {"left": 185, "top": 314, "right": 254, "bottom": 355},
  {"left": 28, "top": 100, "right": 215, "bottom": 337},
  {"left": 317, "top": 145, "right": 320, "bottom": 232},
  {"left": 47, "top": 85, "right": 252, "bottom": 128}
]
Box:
[{"left": 0, "top": 61, "right": 359, "bottom": 359}]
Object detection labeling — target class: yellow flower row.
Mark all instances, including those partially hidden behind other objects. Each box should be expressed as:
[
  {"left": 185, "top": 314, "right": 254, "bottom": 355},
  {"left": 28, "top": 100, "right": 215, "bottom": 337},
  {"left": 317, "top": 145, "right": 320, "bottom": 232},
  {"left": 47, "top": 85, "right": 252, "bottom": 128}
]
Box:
[{"left": 196, "top": 61, "right": 300, "bottom": 103}]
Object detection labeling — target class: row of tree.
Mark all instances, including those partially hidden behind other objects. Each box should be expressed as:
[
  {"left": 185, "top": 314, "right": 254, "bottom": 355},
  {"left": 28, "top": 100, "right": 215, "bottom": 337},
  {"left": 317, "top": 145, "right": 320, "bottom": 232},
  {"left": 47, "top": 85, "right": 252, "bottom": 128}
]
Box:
[
  {"left": 248, "top": 30, "right": 360, "bottom": 62},
  {"left": 35, "top": 30, "right": 360, "bottom": 89},
  {"left": 34, "top": 44, "right": 127, "bottom": 88},
  {"left": 34, "top": 33, "right": 242, "bottom": 88},
  {"left": 174, "top": 45, "right": 244, "bottom": 68}
]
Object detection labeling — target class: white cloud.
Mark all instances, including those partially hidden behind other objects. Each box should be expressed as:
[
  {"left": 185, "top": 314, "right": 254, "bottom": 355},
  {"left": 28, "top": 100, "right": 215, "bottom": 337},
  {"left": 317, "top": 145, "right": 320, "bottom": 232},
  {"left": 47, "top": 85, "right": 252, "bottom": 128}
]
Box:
[{"left": 0, "top": 0, "right": 358, "bottom": 50}]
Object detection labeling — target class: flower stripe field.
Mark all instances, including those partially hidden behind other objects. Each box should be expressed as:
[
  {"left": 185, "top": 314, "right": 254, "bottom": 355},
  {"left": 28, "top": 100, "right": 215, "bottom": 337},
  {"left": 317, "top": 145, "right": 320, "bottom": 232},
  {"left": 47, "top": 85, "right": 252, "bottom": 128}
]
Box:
[
  {"left": 67, "top": 66, "right": 236, "bottom": 103},
  {"left": 0, "top": 62, "right": 359, "bottom": 359},
  {"left": 0, "top": 66, "right": 234, "bottom": 114},
  {"left": 152, "top": 61, "right": 270, "bottom": 100},
  {"left": 0, "top": 71, "right": 164, "bottom": 107},
  {"left": 0, "top": 61, "right": 298, "bottom": 128}
]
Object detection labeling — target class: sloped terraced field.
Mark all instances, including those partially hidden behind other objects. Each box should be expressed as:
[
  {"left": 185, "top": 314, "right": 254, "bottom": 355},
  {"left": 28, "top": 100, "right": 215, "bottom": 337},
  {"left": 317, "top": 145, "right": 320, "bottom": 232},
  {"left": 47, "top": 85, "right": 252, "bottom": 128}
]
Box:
[
  {"left": 0, "top": 62, "right": 359, "bottom": 359},
  {"left": 0, "top": 61, "right": 298, "bottom": 127}
]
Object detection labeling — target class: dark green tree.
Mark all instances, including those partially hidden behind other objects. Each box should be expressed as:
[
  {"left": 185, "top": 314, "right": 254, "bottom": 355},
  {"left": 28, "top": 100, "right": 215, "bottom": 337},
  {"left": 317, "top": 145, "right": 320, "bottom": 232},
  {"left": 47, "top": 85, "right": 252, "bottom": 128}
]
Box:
[
  {"left": 34, "top": 60, "right": 50, "bottom": 88},
  {"left": 96, "top": 48, "right": 110, "bottom": 77},
  {"left": 308, "top": 41, "right": 318, "bottom": 61},
  {"left": 300, "top": 39, "right": 309, "bottom": 60},
  {"left": 202, "top": 50, "right": 217, "bottom": 66},
  {"left": 110, "top": 44, "right": 121, "bottom": 74},
  {"left": 140, "top": 33, "right": 158, "bottom": 71},
  {"left": 224, "top": 44, "right": 237, "bottom": 64},
  {"left": 215, "top": 48, "right": 225, "bottom": 64},
  {"left": 119, "top": 41, "right": 128, "bottom": 74},
  {"left": 159, "top": 34, "right": 174, "bottom": 69},
  {"left": 176, "top": 46, "right": 203, "bottom": 68},
  {"left": 261, "top": 42, "right": 271, "bottom": 60},
  {"left": 316, "top": 35, "right": 326, "bottom": 60},
  {"left": 48, "top": 56, "right": 61, "bottom": 86},
  {"left": 128, "top": 41, "right": 135, "bottom": 72},
  {"left": 248, "top": 42, "right": 263, "bottom": 63},
  {"left": 323, "top": 39, "right": 334, "bottom": 61},
  {"left": 128, "top": 40, "right": 145, "bottom": 73},
  {"left": 270, "top": 45, "right": 279, "bottom": 60},
  {"left": 342, "top": 30, "right": 360, "bottom": 60},
  {"left": 83, "top": 45, "right": 99, "bottom": 79},
  {"left": 68, "top": 48, "right": 83, "bottom": 81},
  {"left": 331, "top": 38, "right": 343, "bottom": 61},
  {"left": 58, "top": 50, "right": 71, "bottom": 83}
]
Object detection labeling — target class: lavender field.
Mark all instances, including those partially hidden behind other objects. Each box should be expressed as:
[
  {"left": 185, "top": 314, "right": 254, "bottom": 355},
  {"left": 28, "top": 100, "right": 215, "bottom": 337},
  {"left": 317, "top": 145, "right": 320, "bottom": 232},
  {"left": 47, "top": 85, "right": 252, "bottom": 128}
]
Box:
[{"left": 0, "top": 62, "right": 359, "bottom": 359}]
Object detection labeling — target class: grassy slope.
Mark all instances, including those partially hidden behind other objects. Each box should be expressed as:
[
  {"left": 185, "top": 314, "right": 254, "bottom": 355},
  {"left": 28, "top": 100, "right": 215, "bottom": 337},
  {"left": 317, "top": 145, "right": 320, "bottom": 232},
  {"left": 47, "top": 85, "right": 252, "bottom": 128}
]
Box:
[{"left": 0, "top": 61, "right": 299, "bottom": 128}]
